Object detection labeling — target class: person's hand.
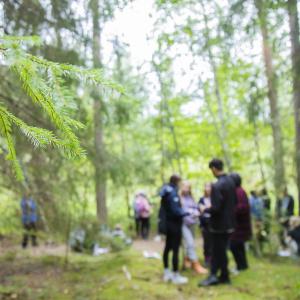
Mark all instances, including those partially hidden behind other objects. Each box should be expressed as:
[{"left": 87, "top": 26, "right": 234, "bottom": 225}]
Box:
[
  {"left": 199, "top": 204, "right": 205, "bottom": 214},
  {"left": 205, "top": 203, "right": 211, "bottom": 210},
  {"left": 200, "top": 203, "right": 211, "bottom": 213},
  {"left": 187, "top": 208, "right": 194, "bottom": 215}
]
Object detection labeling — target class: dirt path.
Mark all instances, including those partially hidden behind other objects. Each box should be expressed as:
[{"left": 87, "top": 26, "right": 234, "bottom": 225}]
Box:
[
  {"left": 132, "top": 237, "right": 164, "bottom": 254},
  {"left": 0, "top": 236, "right": 203, "bottom": 258},
  {"left": 0, "top": 238, "right": 66, "bottom": 258},
  {"left": 0, "top": 237, "right": 164, "bottom": 259}
]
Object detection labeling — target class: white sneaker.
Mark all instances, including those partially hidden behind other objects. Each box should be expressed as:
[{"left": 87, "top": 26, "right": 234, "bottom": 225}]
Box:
[
  {"left": 163, "top": 269, "right": 173, "bottom": 282},
  {"left": 231, "top": 268, "right": 240, "bottom": 276},
  {"left": 171, "top": 272, "right": 188, "bottom": 285}
]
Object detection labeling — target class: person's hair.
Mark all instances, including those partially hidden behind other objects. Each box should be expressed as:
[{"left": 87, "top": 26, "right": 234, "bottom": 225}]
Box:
[
  {"left": 209, "top": 158, "right": 224, "bottom": 171},
  {"left": 170, "top": 174, "right": 181, "bottom": 186},
  {"left": 181, "top": 181, "right": 193, "bottom": 197},
  {"left": 204, "top": 183, "right": 212, "bottom": 197},
  {"left": 250, "top": 190, "right": 257, "bottom": 197},
  {"left": 230, "top": 173, "right": 242, "bottom": 187},
  {"left": 261, "top": 188, "right": 267, "bottom": 195}
]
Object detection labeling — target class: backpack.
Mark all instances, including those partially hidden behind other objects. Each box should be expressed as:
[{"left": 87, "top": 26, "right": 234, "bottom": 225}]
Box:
[
  {"left": 158, "top": 185, "right": 172, "bottom": 235},
  {"left": 158, "top": 199, "right": 167, "bottom": 235},
  {"left": 135, "top": 196, "right": 150, "bottom": 218}
]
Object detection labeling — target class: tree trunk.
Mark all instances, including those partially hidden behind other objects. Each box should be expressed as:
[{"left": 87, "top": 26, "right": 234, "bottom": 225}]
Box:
[
  {"left": 155, "top": 65, "right": 182, "bottom": 175},
  {"left": 200, "top": 1, "right": 232, "bottom": 171},
  {"left": 287, "top": 0, "right": 300, "bottom": 216},
  {"left": 253, "top": 119, "right": 267, "bottom": 186},
  {"left": 255, "top": 0, "right": 286, "bottom": 198},
  {"left": 91, "top": 0, "right": 107, "bottom": 224}
]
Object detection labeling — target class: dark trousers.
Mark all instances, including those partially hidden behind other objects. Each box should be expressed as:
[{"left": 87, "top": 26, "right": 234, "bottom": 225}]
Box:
[
  {"left": 140, "top": 217, "right": 150, "bottom": 240},
  {"left": 210, "top": 232, "right": 230, "bottom": 280},
  {"left": 22, "top": 222, "right": 37, "bottom": 248},
  {"left": 202, "top": 228, "right": 212, "bottom": 264},
  {"left": 135, "top": 217, "right": 141, "bottom": 237},
  {"left": 163, "top": 223, "right": 182, "bottom": 272},
  {"left": 230, "top": 240, "right": 248, "bottom": 270}
]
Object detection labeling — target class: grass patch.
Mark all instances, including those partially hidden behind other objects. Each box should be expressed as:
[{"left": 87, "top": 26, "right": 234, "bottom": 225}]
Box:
[{"left": 0, "top": 248, "right": 299, "bottom": 300}]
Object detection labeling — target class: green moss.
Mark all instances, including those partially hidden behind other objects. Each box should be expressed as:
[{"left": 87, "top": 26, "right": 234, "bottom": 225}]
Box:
[{"left": 0, "top": 250, "right": 299, "bottom": 300}]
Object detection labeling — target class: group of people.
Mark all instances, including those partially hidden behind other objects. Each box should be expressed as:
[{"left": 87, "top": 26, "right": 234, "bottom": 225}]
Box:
[
  {"left": 159, "top": 159, "right": 293, "bottom": 287},
  {"left": 249, "top": 186, "right": 296, "bottom": 255},
  {"left": 159, "top": 158, "right": 252, "bottom": 286}
]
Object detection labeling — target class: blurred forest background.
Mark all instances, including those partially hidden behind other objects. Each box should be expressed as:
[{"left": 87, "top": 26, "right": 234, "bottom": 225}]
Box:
[{"left": 1, "top": 0, "right": 300, "bottom": 238}]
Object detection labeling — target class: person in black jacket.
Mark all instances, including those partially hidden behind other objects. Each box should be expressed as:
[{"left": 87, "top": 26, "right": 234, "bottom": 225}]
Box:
[
  {"left": 276, "top": 187, "right": 294, "bottom": 220},
  {"left": 200, "top": 159, "right": 237, "bottom": 287},
  {"left": 161, "top": 174, "right": 189, "bottom": 285}
]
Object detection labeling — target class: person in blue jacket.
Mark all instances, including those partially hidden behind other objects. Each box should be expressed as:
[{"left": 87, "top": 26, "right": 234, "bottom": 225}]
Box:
[
  {"left": 21, "top": 194, "right": 38, "bottom": 248},
  {"left": 160, "top": 174, "right": 189, "bottom": 285}
]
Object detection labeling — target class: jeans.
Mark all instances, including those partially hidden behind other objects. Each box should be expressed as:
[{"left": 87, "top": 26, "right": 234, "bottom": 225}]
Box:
[{"left": 182, "top": 224, "right": 197, "bottom": 261}]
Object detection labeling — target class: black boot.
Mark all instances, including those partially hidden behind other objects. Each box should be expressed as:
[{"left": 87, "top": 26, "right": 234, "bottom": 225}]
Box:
[
  {"left": 199, "top": 275, "right": 219, "bottom": 287},
  {"left": 218, "top": 276, "right": 231, "bottom": 285}
]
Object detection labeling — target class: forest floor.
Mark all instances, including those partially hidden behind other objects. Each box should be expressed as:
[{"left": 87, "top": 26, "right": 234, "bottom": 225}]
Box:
[{"left": 0, "top": 237, "right": 299, "bottom": 300}]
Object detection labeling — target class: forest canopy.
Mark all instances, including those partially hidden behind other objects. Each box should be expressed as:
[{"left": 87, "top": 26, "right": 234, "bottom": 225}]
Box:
[{"left": 0, "top": 0, "right": 300, "bottom": 233}]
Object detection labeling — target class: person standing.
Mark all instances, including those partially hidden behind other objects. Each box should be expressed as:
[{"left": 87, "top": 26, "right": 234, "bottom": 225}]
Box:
[
  {"left": 249, "top": 191, "right": 264, "bottom": 222},
  {"left": 181, "top": 182, "right": 207, "bottom": 274},
  {"left": 21, "top": 194, "right": 38, "bottom": 248},
  {"left": 133, "top": 191, "right": 151, "bottom": 239},
  {"left": 200, "top": 159, "right": 237, "bottom": 287},
  {"left": 276, "top": 187, "right": 294, "bottom": 220},
  {"left": 261, "top": 188, "right": 271, "bottom": 211},
  {"left": 229, "top": 173, "right": 252, "bottom": 272},
  {"left": 249, "top": 190, "right": 264, "bottom": 256},
  {"left": 260, "top": 188, "right": 271, "bottom": 238},
  {"left": 139, "top": 193, "right": 151, "bottom": 240},
  {"left": 133, "top": 193, "right": 142, "bottom": 238},
  {"left": 161, "top": 174, "right": 189, "bottom": 285},
  {"left": 199, "top": 183, "right": 212, "bottom": 267}
]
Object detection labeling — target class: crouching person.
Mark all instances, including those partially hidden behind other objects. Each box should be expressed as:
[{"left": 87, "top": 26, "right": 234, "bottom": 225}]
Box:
[
  {"left": 287, "top": 217, "right": 300, "bottom": 256},
  {"left": 160, "top": 174, "right": 189, "bottom": 285}
]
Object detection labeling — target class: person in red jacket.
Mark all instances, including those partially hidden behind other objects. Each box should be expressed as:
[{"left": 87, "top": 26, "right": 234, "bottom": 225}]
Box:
[{"left": 229, "top": 173, "right": 252, "bottom": 271}]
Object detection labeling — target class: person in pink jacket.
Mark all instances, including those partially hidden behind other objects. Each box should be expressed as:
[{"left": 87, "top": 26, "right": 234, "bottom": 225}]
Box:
[{"left": 134, "top": 192, "right": 151, "bottom": 239}]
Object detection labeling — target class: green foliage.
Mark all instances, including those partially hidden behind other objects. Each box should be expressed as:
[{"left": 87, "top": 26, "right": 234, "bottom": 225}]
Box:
[{"left": 0, "top": 35, "right": 123, "bottom": 180}]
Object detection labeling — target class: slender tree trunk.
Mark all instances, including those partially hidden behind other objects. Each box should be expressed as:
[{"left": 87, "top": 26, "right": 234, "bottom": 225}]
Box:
[
  {"left": 255, "top": 0, "right": 286, "bottom": 197},
  {"left": 253, "top": 119, "right": 267, "bottom": 186},
  {"left": 165, "top": 106, "right": 183, "bottom": 175},
  {"left": 159, "top": 103, "right": 166, "bottom": 182},
  {"left": 155, "top": 67, "right": 182, "bottom": 175},
  {"left": 288, "top": 0, "right": 300, "bottom": 216},
  {"left": 91, "top": 0, "right": 107, "bottom": 224},
  {"left": 200, "top": 2, "right": 232, "bottom": 171}
]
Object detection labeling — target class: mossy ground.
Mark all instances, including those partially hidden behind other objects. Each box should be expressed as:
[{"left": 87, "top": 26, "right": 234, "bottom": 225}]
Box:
[{"left": 0, "top": 244, "right": 299, "bottom": 300}]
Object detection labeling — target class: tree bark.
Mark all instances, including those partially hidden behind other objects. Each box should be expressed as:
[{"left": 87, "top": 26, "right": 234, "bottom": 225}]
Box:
[
  {"left": 287, "top": 0, "right": 300, "bottom": 215},
  {"left": 200, "top": 1, "right": 232, "bottom": 171},
  {"left": 154, "top": 64, "right": 182, "bottom": 175},
  {"left": 253, "top": 119, "right": 266, "bottom": 186},
  {"left": 91, "top": 0, "right": 107, "bottom": 224},
  {"left": 255, "top": 0, "right": 286, "bottom": 198}
]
